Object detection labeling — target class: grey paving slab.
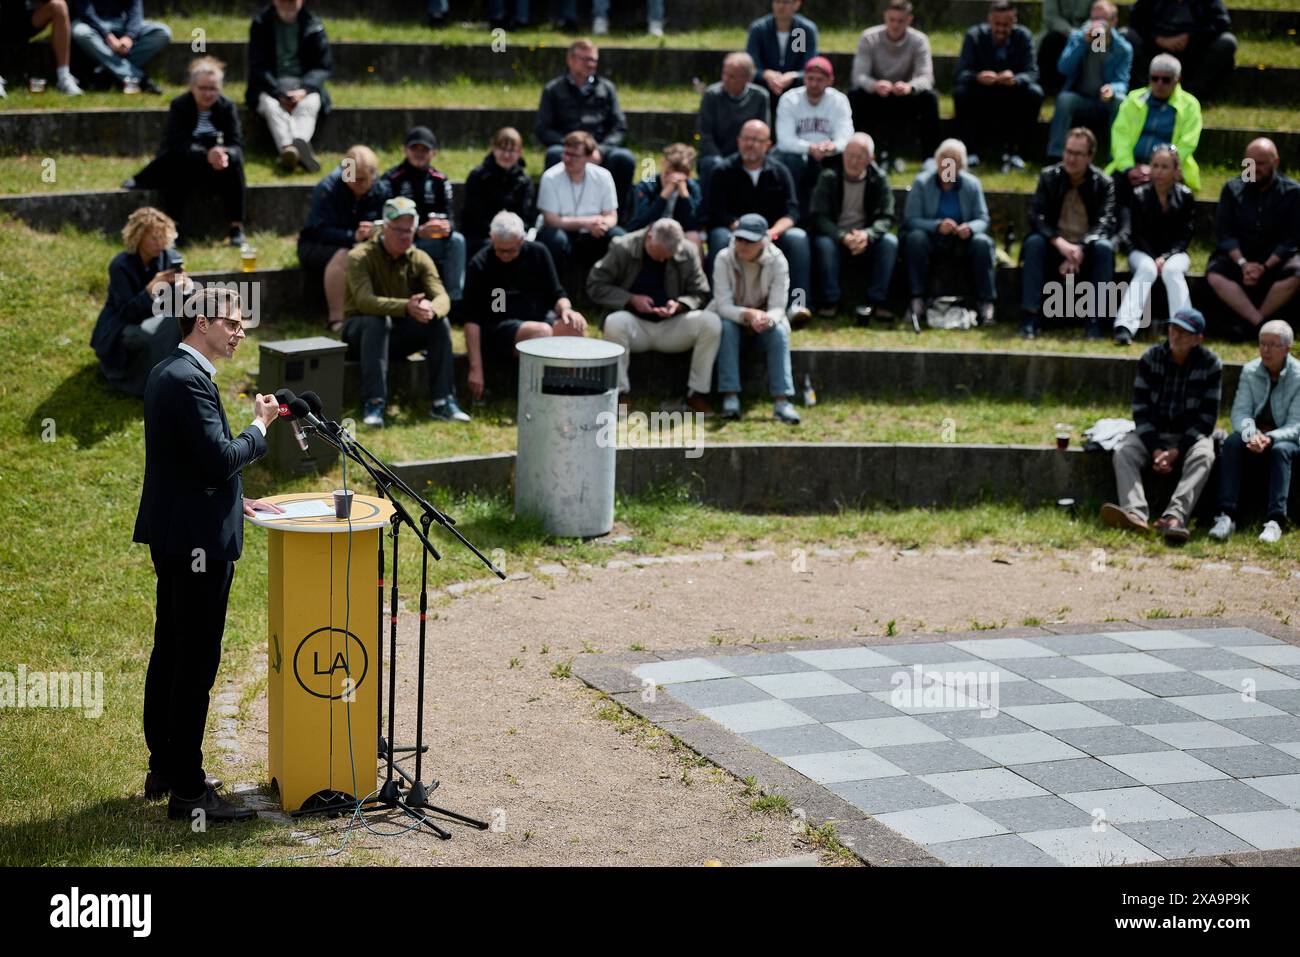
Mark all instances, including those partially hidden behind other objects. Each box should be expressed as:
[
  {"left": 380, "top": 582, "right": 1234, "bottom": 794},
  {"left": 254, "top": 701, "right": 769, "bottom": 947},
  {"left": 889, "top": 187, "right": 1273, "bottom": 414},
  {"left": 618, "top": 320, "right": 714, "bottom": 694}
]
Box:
[
  {"left": 1186, "top": 745, "right": 1300, "bottom": 778},
  {"left": 703, "top": 653, "right": 819, "bottom": 677},
  {"left": 827, "top": 715, "right": 949, "bottom": 748},
  {"left": 1117, "top": 818, "right": 1254, "bottom": 859},
  {"left": 874, "top": 804, "right": 1010, "bottom": 845},
  {"left": 948, "top": 638, "right": 1061, "bottom": 660},
  {"left": 787, "top": 647, "right": 904, "bottom": 670},
  {"left": 914, "top": 710, "right": 1034, "bottom": 739},
  {"left": 1119, "top": 671, "right": 1237, "bottom": 697},
  {"left": 1071, "top": 653, "right": 1184, "bottom": 676},
  {"left": 1168, "top": 693, "right": 1288, "bottom": 720},
  {"left": 1240, "top": 773, "right": 1300, "bottom": 808},
  {"left": 999, "top": 657, "right": 1105, "bottom": 680},
  {"left": 1051, "top": 725, "right": 1178, "bottom": 756},
  {"left": 1086, "top": 697, "right": 1201, "bottom": 725},
  {"left": 920, "top": 768, "right": 1050, "bottom": 803},
  {"left": 836, "top": 665, "right": 921, "bottom": 692},
  {"left": 829, "top": 776, "right": 954, "bottom": 815},
  {"left": 663, "top": 677, "right": 773, "bottom": 709},
  {"left": 1062, "top": 786, "right": 1199, "bottom": 823},
  {"left": 961, "top": 731, "right": 1089, "bottom": 765},
  {"left": 1258, "top": 690, "right": 1300, "bottom": 715},
  {"left": 968, "top": 795, "right": 1098, "bottom": 832},
  {"left": 1038, "top": 676, "right": 1156, "bottom": 701},
  {"left": 1010, "top": 758, "right": 1143, "bottom": 793},
  {"left": 1153, "top": 780, "right": 1289, "bottom": 816},
  {"left": 979, "top": 681, "right": 1072, "bottom": 707},
  {"left": 744, "top": 671, "right": 862, "bottom": 700},
  {"left": 1025, "top": 634, "right": 1141, "bottom": 656},
  {"left": 783, "top": 692, "right": 902, "bottom": 723},
  {"left": 875, "top": 644, "right": 984, "bottom": 665},
  {"left": 928, "top": 833, "right": 1064, "bottom": 866},
  {"left": 699, "top": 699, "right": 818, "bottom": 734},
  {"left": 1198, "top": 668, "right": 1300, "bottom": 693},
  {"left": 1103, "top": 630, "right": 1211, "bottom": 651},
  {"left": 1133, "top": 721, "right": 1262, "bottom": 750},
  {"left": 1207, "top": 809, "right": 1300, "bottom": 850},
  {"left": 1278, "top": 666, "right": 1300, "bottom": 681},
  {"left": 1100, "top": 750, "right": 1231, "bottom": 785},
  {"left": 1003, "top": 703, "right": 1120, "bottom": 731},
  {"left": 741, "top": 723, "right": 865, "bottom": 758},
  {"left": 634, "top": 658, "right": 734, "bottom": 684},
  {"left": 1149, "top": 647, "right": 1264, "bottom": 671},
  {"left": 868, "top": 688, "right": 986, "bottom": 715},
  {"left": 781, "top": 749, "right": 907, "bottom": 785},
  {"left": 871, "top": 740, "right": 1001, "bottom": 774},
  {"left": 1276, "top": 743, "right": 1300, "bottom": 760},
  {"left": 1180, "top": 628, "right": 1281, "bottom": 647},
  {"left": 1020, "top": 826, "right": 1165, "bottom": 865},
  {"left": 1229, "top": 644, "right": 1300, "bottom": 667}
]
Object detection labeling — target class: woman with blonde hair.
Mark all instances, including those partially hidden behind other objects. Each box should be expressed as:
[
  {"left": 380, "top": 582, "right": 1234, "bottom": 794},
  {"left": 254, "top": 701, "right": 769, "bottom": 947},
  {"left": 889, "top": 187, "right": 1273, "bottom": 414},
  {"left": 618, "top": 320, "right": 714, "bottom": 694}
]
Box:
[{"left": 90, "top": 207, "right": 186, "bottom": 397}]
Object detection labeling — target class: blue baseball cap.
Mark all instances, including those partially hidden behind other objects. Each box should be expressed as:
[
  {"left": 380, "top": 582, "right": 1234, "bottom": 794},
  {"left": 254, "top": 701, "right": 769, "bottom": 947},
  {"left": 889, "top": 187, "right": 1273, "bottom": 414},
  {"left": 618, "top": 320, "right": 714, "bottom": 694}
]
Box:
[
  {"left": 734, "top": 213, "right": 769, "bottom": 242},
  {"left": 1169, "top": 308, "right": 1206, "bottom": 335}
]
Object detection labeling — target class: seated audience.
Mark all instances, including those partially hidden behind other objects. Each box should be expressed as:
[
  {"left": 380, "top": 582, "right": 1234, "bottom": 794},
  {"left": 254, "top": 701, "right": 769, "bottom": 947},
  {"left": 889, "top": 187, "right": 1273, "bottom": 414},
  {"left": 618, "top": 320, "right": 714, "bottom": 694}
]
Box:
[
  {"left": 1210, "top": 320, "right": 1300, "bottom": 543},
  {"left": 709, "top": 214, "right": 800, "bottom": 425},
  {"left": 1020, "top": 127, "right": 1116, "bottom": 340},
  {"left": 1046, "top": 1, "right": 1131, "bottom": 162},
  {"left": 747, "top": 0, "right": 819, "bottom": 106},
  {"left": 809, "top": 133, "right": 899, "bottom": 324},
  {"left": 378, "top": 126, "right": 466, "bottom": 303},
  {"left": 848, "top": 0, "right": 939, "bottom": 168},
  {"left": 696, "top": 52, "right": 771, "bottom": 199},
  {"left": 902, "top": 138, "right": 997, "bottom": 329},
  {"left": 591, "top": 0, "right": 664, "bottom": 37},
  {"left": 535, "top": 39, "right": 635, "bottom": 215},
  {"left": 124, "top": 57, "right": 246, "bottom": 246},
  {"left": 246, "top": 0, "right": 332, "bottom": 173},
  {"left": 70, "top": 0, "right": 169, "bottom": 92},
  {"left": 1120, "top": 0, "right": 1236, "bottom": 103},
  {"left": 1101, "top": 307, "right": 1221, "bottom": 544},
  {"left": 706, "top": 119, "right": 811, "bottom": 324},
  {"left": 588, "top": 219, "right": 721, "bottom": 414},
  {"left": 1113, "top": 144, "right": 1194, "bottom": 345},
  {"left": 954, "top": 0, "right": 1043, "bottom": 172},
  {"left": 1205, "top": 138, "right": 1300, "bottom": 332},
  {"left": 459, "top": 212, "right": 587, "bottom": 402},
  {"left": 1037, "top": 0, "right": 1094, "bottom": 94},
  {"left": 90, "top": 207, "right": 186, "bottom": 397},
  {"left": 343, "top": 197, "right": 464, "bottom": 429},
  {"left": 1106, "top": 54, "right": 1202, "bottom": 212},
  {"left": 773, "top": 56, "right": 852, "bottom": 216},
  {"left": 461, "top": 127, "right": 536, "bottom": 257},
  {"left": 629, "top": 143, "right": 703, "bottom": 245},
  {"left": 298, "top": 145, "right": 383, "bottom": 333},
  {"left": 0, "top": 0, "right": 82, "bottom": 96},
  {"left": 536, "top": 131, "right": 625, "bottom": 277}
]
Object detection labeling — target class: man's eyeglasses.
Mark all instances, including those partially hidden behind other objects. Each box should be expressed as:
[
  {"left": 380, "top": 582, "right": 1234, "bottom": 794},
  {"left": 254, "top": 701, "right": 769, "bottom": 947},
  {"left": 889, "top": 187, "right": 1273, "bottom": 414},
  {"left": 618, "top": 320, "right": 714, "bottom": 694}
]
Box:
[{"left": 1150, "top": 74, "right": 1175, "bottom": 84}]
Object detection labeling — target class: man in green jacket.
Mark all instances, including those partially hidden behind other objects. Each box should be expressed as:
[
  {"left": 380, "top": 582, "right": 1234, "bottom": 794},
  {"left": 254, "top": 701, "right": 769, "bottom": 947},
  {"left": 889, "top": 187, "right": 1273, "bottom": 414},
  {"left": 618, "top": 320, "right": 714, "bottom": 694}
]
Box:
[
  {"left": 343, "top": 196, "right": 466, "bottom": 428},
  {"left": 1106, "top": 53, "right": 1202, "bottom": 210},
  {"left": 1209, "top": 320, "right": 1300, "bottom": 543}
]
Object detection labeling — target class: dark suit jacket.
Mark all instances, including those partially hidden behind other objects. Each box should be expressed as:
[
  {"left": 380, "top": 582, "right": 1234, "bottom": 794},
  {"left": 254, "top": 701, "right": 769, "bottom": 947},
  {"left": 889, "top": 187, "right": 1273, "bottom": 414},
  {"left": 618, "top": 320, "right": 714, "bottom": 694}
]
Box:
[
  {"left": 133, "top": 349, "right": 267, "bottom": 562},
  {"left": 955, "top": 23, "right": 1040, "bottom": 92},
  {"left": 245, "top": 4, "right": 334, "bottom": 113},
  {"left": 745, "top": 13, "right": 820, "bottom": 77}
]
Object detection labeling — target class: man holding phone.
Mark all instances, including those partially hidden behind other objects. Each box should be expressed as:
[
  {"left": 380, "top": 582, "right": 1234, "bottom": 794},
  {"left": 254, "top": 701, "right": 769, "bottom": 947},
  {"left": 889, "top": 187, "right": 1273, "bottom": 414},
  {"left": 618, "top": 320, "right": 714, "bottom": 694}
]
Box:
[{"left": 133, "top": 285, "right": 282, "bottom": 822}]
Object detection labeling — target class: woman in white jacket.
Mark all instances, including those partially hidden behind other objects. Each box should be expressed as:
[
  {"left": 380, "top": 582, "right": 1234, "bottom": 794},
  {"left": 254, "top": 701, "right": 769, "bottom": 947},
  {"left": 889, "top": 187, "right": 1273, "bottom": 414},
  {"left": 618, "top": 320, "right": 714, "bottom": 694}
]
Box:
[{"left": 708, "top": 213, "right": 801, "bottom": 424}]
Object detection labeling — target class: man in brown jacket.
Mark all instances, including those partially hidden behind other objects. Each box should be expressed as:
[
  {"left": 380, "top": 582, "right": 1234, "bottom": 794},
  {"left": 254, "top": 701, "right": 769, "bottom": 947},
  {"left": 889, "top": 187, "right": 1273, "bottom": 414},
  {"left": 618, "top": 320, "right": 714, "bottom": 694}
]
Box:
[{"left": 587, "top": 219, "right": 721, "bottom": 413}]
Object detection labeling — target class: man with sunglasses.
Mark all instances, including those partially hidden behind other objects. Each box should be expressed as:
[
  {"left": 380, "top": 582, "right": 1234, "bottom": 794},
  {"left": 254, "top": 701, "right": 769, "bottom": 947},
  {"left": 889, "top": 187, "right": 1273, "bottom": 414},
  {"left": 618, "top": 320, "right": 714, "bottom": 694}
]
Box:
[
  {"left": 133, "top": 285, "right": 281, "bottom": 823},
  {"left": 1106, "top": 53, "right": 1202, "bottom": 210}
]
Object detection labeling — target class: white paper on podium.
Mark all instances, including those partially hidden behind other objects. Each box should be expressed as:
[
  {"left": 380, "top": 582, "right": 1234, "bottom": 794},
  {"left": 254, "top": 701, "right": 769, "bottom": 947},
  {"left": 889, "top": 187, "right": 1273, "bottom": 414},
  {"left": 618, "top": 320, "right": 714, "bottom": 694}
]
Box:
[{"left": 260, "top": 499, "right": 337, "bottom": 520}]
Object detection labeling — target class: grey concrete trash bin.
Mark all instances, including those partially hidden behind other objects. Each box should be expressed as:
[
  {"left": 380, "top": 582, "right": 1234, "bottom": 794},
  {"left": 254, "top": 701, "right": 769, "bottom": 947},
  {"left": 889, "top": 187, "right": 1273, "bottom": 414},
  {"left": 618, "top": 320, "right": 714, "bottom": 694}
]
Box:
[{"left": 515, "top": 337, "right": 626, "bottom": 537}]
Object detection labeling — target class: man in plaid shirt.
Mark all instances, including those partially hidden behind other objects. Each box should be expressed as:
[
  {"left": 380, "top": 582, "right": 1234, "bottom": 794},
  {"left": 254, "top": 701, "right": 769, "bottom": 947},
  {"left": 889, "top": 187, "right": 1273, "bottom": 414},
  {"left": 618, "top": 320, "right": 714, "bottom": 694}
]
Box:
[{"left": 1101, "top": 307, "right": 1222, "bottom": 542}]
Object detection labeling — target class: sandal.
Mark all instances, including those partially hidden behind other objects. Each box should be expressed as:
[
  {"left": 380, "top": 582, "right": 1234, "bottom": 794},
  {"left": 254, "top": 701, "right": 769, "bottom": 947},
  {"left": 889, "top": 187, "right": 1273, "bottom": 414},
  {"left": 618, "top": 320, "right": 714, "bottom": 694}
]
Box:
[{"left": 1157, "top": 516, "right": 1190, "bottom": 544}]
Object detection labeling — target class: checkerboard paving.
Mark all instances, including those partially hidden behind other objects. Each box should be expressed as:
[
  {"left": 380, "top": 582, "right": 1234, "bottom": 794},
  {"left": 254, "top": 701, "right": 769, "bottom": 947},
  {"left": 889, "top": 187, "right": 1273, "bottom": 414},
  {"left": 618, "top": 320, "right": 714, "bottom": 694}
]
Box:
[{"left": 635, "top": 628, "right": 1300, "bottom": 866}]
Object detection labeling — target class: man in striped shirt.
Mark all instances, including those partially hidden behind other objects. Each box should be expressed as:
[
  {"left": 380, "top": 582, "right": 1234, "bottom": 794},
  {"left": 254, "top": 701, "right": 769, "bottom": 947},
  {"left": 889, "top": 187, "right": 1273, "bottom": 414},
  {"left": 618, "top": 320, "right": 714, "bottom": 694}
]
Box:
[{"left": 1101, "top": 307, "right": 1222, "bottom": 543}]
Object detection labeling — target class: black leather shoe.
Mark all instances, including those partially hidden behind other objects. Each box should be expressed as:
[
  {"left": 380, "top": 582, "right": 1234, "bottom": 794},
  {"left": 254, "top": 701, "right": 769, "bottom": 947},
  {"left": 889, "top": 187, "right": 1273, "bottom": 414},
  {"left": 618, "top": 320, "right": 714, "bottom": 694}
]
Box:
[
  {"left": 167, "top": 785, "right": 256, "bottom": 822},
  {"left": 145, "top": 771, "right": 223, "bottom": 800}
]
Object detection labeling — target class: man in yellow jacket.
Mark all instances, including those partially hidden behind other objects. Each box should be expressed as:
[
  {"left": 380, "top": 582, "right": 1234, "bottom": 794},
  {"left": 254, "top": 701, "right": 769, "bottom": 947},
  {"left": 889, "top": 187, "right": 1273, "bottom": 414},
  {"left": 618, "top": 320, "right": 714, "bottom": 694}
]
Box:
[{"left": 1106, "top": 52, "right": 1202, "bottom": 210}]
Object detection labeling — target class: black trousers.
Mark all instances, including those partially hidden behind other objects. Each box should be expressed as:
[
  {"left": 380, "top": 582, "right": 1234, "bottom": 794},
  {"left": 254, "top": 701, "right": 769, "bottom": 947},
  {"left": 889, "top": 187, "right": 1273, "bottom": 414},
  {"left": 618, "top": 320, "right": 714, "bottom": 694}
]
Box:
[
  {"left": 848, "top": 87, "right": 941, "bottom": 158},
  {"left": 954, "top": 81, "right": 1045, "bottom": 160},
  {"left": 1122, "top": 29, "right": 1238, "bottom": 103},
  {"left": 343, "top": 313, "right": 456, "bottom": 404},
  {"left": 1037, "top": 31, "right": 1071, "bottom": 96},
  {"left": 143, "top": 552, "right": 235, "bottom": 798},
  {"left": 134, "top": 151, "right": 247, "bottom": 225}
]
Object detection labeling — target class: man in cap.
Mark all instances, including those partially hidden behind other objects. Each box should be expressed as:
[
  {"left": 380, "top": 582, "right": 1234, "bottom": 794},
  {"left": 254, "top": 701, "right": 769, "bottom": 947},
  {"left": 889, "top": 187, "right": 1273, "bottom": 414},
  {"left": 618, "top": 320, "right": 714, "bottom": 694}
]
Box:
[
  {"left": 377, "top": 126, "right": 466, "bottom": 303},
  {"left": 1101, "top": 307, "right": 1222, "bottom": 544},
  {"left": 343, "top": 196, "right": 466, "bottom": 428},
  {"left": 772, "top": 55, "right": 854, "bottom": 218}
]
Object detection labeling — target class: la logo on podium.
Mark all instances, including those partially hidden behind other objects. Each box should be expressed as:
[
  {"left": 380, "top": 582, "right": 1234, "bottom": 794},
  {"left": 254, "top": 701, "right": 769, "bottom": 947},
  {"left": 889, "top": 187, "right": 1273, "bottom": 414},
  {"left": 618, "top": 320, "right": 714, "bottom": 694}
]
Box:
[{"left": 292, "top": 626, "right": 369, "bottom": 700}]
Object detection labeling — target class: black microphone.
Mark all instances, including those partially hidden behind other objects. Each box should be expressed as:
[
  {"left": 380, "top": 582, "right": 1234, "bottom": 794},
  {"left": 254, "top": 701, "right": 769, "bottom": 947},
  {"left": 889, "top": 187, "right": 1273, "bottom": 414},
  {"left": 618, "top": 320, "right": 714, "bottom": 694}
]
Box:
[{"left": 273, "top": 389, "right": 310, "bottom": 452}]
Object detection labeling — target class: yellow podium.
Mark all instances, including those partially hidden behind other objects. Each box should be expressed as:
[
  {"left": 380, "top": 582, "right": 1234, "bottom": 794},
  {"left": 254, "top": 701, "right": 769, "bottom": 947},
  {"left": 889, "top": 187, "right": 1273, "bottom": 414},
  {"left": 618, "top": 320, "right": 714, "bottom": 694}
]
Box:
[{"left": 246, "top": 492, "right": 394, "bottom": 812}]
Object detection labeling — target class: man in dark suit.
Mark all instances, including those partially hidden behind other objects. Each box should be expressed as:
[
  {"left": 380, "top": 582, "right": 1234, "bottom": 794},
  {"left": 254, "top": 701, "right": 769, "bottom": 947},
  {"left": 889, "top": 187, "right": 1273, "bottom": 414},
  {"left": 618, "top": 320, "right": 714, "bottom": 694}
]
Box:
[{"left": 133, "top": 285, "right": 281, "bottom": 823}]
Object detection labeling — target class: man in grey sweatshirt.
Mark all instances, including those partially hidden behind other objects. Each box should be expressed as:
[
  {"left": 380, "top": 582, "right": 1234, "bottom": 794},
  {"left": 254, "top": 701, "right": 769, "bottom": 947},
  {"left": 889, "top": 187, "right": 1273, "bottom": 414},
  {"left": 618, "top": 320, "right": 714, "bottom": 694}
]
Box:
[
  {"left": 696, "top": 52, "right": 772, "bottom": 201},
  {"left": 848, "top": 0, "right": 938, "bottom": 166}
]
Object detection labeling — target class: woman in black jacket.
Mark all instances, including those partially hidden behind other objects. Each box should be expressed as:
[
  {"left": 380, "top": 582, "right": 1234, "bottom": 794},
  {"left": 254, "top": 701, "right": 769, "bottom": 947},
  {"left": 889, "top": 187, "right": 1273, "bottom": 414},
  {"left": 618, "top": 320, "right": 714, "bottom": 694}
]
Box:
[
  {"left": 90, "top": 207, "right": 186, "bottom": 397},
  {"left": 1113, "top": 144, "right": 1195, "bottom": 344},
  {"left": 461, "top": 127, "right": 536, "bottom": 257},
  {"left": 245, "top": 0, "right": 333, "bottom": 172},
  {"left": 124, "top": 57, "right": 247, "bottom": 246}
]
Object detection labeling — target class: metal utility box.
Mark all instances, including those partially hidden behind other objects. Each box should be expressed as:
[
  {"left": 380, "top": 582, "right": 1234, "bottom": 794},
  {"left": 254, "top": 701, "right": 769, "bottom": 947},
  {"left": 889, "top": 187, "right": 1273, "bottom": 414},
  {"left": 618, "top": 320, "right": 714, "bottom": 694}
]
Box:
[{"left": 258, "top": 337, "right": 347, "bottom": 474}]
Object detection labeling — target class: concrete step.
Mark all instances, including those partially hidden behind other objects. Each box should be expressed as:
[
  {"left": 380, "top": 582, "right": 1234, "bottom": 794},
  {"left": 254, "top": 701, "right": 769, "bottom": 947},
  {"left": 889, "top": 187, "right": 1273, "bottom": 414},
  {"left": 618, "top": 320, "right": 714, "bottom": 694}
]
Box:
[{"left": 2, "top": 104, "right": 1290, "bottom": 167}]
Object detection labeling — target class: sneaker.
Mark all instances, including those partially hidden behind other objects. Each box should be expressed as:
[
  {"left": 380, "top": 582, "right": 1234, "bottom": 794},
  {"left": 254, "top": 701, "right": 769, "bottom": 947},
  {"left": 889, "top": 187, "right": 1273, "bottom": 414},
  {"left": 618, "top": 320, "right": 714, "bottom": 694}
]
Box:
[
  {"left": 0, "top": 75, "right": 7, "bottom": 99},
  {"left": 227, "top": 227, "right": 247, "bottom": 247},
  {"left": 278, "top": 144, "right": 300, "bottom": 170},
  {"left": 907, "top": 298, "right": 924, "bottom": 334},
  {"left": 430, "top": 396, "right": 471, "bottom": 423},
  {"left": 721, "top": 394, "right": 742, "bottom": 420},
  {"left": 684, "top": 392, "right": 714, "bottom": 416},
  {"left": 967, "top": 153, "right": 980, "bottom": 168},
  {"left": 1259, "top": 520, "right": 1283, "bottom": 543},
  {"left": 1113, "top": 327, "right": 1133, "bottom": 346},
  {"left": 141, "top": 78, "right": 164, "bottom": 95},
  {"left": 977, "top": 301, "right": 996, "bottom": 326},
  {"left": 362, "top": 400, "right": 385, "bottom": 428},
  {"left": 773, "top": 398, "right": 801, "bottom": 425},
  {"left": 293, "top": 137, "right": 321, "bottom": 173},
  {"left": 853, "top": 304, "right": 874, "bottom": 326},
  {"left": 593, "top": 16, "right": 609, "bottom": 34},
  {"left": 1100, "top": 502, "right": 1149, "bottom": 533},
  {"left": 1005, "top": 154, "right": 1027, "bottom": 171},
  {"left": 892, "top": 156, "right": 906, "bottom": 175},
  {"left": 56, "top": 73, "right": 84, "bottom": 96},
  {"left": 648, "top": 19, "right": 664, "bottom": 37},
  {"left": 121, "top": 176, "right": 138, "bottom": 190},
  {"left": 1208, "top": 514, "right": 1235, "bottom": 541}
]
